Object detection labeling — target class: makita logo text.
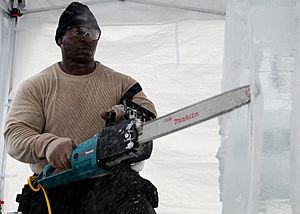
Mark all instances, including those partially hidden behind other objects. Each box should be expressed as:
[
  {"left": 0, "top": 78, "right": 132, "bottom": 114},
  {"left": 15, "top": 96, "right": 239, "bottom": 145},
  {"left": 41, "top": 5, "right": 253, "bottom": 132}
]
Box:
[
  {"left": 174, "top": 112, "right": 199, "bottom": 124},
  {"left": 164, "top": 117, "right": 173, "bottom": 122}
]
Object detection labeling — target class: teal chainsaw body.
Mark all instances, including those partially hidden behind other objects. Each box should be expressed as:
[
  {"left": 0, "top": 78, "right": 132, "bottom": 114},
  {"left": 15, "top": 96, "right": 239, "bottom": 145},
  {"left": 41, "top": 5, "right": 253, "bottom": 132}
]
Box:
[
  {"left": 37, "top": 133, "right": 109, "bottom": 189},
  {"left": 37, "top": 100, "right": 152, "bottom": 189}
]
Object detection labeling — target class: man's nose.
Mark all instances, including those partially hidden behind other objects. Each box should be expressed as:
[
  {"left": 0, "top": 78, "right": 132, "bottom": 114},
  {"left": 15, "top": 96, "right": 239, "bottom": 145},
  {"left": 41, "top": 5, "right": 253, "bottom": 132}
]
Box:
[{"left": 80, "top": 32, "right": 93, "bottom": 42}]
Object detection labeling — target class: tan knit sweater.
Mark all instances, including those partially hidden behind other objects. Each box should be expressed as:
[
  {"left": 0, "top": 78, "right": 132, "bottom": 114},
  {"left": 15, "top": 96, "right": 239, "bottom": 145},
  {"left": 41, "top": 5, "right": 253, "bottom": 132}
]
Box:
[{"left": 4, "top": 62, "right": 156, "bottom": 173}]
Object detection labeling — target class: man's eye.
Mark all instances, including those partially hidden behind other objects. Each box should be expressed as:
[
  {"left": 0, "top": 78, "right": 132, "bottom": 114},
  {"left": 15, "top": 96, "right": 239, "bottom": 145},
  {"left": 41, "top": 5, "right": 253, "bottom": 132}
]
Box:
[{"left": 75, "top": 30, "right": 85, "bottom": 36}]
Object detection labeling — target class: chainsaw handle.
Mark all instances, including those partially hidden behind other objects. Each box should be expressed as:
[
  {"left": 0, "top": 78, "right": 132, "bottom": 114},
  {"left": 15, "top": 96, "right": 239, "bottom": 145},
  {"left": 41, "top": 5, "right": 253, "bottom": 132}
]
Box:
[{"left": 105, "top": 111, "right": 117, "bottom": 126}]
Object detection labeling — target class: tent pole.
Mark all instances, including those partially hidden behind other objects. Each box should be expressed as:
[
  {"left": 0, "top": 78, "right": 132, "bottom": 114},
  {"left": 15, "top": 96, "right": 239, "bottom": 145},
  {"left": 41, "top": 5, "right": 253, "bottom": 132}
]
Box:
[
  {"left": 124, "top": 0, "right": 225, "bottom": 16},
  {"left": 0, "top": 6, "right": 17, "bottom": 207},
  {"left": 21, "top": 0, "right": 111, "bottom": 14},
  {"left": 0, "top": 1, "right": 11, "bottom": 16},
  {"left": 8, "top": 22, "right": 18, "bottom": 100},
  {"left": 175, "top": 22, "right": 180, "bottom": 67},
  {"left": 21, "top": 0, "right": 225, "bottom": 16}
]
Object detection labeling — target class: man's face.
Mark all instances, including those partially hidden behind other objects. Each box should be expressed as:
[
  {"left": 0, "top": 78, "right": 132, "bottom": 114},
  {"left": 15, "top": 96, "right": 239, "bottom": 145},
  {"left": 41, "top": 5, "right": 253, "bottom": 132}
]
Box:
[{"left": 58, "top": 26, "right": 100, "bottom": 63}]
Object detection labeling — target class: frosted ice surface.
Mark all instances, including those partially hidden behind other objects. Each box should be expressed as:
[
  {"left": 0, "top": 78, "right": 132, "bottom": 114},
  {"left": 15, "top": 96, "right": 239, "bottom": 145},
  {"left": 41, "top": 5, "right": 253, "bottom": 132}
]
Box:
[{"left": 220, "top": 0, "right": 298, "bottom": 213}]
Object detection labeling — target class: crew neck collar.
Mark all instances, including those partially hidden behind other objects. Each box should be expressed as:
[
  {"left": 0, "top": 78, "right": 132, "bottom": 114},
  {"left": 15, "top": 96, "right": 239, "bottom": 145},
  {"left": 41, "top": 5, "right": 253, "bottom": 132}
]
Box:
[{"left": 56, "top": 61, "right": 100, "bottom": 78}]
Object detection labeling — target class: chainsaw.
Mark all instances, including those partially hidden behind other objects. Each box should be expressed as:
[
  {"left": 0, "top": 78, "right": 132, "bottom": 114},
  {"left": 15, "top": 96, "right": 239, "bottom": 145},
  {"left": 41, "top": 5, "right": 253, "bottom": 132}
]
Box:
[{"left": 37, "top": 85, "right": 251, "bottom": 189}]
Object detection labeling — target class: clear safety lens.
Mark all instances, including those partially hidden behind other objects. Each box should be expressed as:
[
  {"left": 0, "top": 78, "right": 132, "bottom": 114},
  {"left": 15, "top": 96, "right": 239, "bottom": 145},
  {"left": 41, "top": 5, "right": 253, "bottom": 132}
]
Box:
[{"left": 70, "top": 26, "right": 100, "bottom": 40}]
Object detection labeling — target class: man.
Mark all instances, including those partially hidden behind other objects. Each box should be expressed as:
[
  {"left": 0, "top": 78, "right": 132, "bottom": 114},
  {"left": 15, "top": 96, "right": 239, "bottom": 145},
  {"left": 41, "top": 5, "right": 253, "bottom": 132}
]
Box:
[{"left": 4, "top": 2, "right": 158, "bottom": 213}]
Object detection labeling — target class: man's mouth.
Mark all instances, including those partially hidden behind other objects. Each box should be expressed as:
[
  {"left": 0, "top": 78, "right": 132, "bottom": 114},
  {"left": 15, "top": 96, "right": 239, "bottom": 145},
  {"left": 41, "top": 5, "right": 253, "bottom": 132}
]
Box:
[
  {"left": 78, "top": 46, "right": 92, "bottom": 51},
  {"left": 77, "top": 47, "right": 93, "bottom": 56}
]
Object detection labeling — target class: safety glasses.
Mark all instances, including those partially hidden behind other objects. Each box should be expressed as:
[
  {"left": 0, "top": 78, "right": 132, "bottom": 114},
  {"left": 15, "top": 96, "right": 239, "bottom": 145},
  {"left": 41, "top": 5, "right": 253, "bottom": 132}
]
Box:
[{"left": 69, "top": 26, "right": 101, "bottom": 41}]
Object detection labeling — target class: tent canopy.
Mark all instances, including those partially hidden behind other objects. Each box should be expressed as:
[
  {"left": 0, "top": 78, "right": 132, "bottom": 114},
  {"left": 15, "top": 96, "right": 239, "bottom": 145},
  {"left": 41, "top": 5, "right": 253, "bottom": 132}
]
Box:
[{"left": 1, "top": 0, "right": 225, "bottom": 213}]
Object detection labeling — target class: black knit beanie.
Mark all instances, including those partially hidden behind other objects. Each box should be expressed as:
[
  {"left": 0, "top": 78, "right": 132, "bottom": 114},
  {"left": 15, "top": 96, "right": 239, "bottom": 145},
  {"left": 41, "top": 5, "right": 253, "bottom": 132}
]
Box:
[{"left": 55, "top": 2, "right": 101, "bottom": 45}]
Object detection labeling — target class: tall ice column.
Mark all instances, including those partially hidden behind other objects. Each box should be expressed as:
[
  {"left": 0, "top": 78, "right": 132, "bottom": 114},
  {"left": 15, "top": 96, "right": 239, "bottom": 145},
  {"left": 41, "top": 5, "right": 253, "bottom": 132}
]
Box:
[{"left": 219, "top": 0, "right": 299, "bottom": 213}]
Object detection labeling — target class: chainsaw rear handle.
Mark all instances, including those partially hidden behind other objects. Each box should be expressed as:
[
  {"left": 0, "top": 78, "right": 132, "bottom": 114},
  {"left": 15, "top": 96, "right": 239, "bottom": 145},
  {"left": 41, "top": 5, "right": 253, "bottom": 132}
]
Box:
[{"left": 105, "top": 100, "right": 156, "bottom": 127}]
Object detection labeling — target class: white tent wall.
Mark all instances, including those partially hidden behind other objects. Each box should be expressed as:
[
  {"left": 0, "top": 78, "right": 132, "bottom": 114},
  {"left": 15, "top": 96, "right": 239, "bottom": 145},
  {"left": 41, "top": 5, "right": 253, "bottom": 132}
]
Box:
[
  {"left": 3, "top": 0, "right": 225, "bottom": 213},
  {"left": 0, "top": 0, "right": 16, "bottom": 204}
]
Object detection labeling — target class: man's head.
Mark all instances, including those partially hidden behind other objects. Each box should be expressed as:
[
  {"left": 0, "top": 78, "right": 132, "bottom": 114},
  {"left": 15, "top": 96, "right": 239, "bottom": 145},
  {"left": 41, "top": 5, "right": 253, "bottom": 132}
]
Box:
[
  {"left": 56, "top": 2, "right": 101, "bottom": 64},
  {"left": 55, "top": 2, "right": 101, "bottom": 45}
]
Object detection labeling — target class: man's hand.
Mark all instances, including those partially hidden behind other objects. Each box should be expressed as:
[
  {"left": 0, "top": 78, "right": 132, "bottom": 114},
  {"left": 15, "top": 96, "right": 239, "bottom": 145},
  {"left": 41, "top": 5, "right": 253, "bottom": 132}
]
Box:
[
  {"left": 111, "top": 104, "right": 125, "bottom": 121},
  {"left": 45, "top": 137, "right": 73, "bottom": 170},
  {"left": 101, "top": 104, "right": 125, "bottom": 122}
]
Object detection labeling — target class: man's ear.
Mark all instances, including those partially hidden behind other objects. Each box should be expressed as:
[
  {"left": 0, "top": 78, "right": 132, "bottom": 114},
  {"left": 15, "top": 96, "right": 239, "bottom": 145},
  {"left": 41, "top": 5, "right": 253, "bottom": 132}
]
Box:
[{"left": 57, "top": 37, "right": 63, "bottom": 46}]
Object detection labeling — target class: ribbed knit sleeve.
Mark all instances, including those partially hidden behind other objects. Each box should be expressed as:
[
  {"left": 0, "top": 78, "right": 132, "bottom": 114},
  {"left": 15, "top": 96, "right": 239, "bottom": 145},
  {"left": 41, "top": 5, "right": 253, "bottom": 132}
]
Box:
[
  {"left": 132, "top": 91, "right": 157, "bottom": 117},
  {"left": 119, "top": 73, "right": 157, "bottom": 117},
  {"left": 4, "top": 80, "right": 53, "bottom": 163}
]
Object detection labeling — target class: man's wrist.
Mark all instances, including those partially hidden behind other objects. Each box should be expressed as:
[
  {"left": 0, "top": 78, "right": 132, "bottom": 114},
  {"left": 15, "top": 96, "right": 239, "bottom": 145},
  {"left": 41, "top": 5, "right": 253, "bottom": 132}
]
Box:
[{"left": 34, "top": 133, "right": 59, "bottom": 160}]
